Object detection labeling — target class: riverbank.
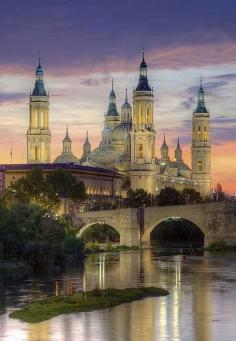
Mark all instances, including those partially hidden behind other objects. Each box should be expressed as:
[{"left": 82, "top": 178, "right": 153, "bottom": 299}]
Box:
[{"left": 10, "top": 287, "right": 169, "bottom": 323}]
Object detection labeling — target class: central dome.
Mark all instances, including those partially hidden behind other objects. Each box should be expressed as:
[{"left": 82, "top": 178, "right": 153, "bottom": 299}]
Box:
[{"left": 112, "top": 124, "right": 131, "bottom": 142}]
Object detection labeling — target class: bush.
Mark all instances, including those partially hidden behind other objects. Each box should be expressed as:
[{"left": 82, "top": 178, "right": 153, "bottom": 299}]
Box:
[
  {"left": 157, "top": 187, "right": 184, "bottom": 206},
  {"left": 25, "top": 240, "right": 53, "bottom": 272},
  {"left": 85, "top": 241, "right": 100, "bottom": 253},
  {"left": 206, "top": 240, "right": 229, "bottom": 252},
  {"left": 64, "top": 235, "right": 85, "bottom": 265},
  {"left": 104, "top": 240, "right": 114, "bottom": 252}
]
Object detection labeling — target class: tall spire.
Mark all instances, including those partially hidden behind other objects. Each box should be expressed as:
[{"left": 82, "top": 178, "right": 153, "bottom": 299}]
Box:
[
  {"left": 136, "top": 49, "right": 151, "bottom": 92},
  {"left": 125, "top": 86, "right": 128, "bottom": 103},
  {"left": 121, "top": 87, "right": 132, "bottom": 124},
  {"left": 106, "top": 79, "right": 119, "bottom": 116},
  {"left": 32, "top": 54, "right": 47, "bottom": 96},
  {"left": 194, "top": 77, "right": 208, "bottom": 114},
  {"left": 163, "top": 133, "right": 167, "bottom": 146},
  {"left": 161, "top": 133, "right": 169, "bottom": 160},
  {"left": 177, "top": 137, "right": 180, "bottom": 147},
  {"left": 175, "top": 137, "right": 183, "bottom": 162},
  {"left": 81, "top": 131, "right": 91, "bottom": 162}
]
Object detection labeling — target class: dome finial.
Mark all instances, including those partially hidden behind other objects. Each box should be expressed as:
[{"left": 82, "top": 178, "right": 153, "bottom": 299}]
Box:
[
  {"left": 142, "top": 47, "right": 145, "bottom": 62},
  {"left": 125, "top": 86, "right": 128, "bottom": 103},
  {"left": 38, "top": 50, "right": 41, "bottom": 67},
  {"left": 112, "top": 78, "right": 114, "bottom": 91},
  {"left": 163, "top": 133, "right": 166, "bottom": 145},
  {"left": 200, "top": 74, "right": 203, "bottom": 89},
  {"left": 177, "top": 137, "right": 180, "bottom": 147}
]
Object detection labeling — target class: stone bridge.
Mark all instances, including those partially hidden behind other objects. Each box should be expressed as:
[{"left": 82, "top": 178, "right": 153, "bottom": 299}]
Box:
[{"left": 72, "top": 202, "right": 236, "bottom": 247}]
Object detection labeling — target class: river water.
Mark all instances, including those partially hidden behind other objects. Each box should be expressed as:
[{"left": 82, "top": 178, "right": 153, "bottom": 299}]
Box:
[{"left": 0, "top": 249, "right": 236, "bottom": 341}]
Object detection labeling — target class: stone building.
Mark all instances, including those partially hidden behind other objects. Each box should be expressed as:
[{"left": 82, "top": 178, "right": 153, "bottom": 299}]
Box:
[{"left": 1, "top": 52, "right": 212, "bottom": 199}]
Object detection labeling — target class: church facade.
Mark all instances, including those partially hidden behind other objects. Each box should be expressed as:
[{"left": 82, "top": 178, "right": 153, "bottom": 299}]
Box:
[{"left": 27, "top": 52, "right": 212, "bottom": 199}]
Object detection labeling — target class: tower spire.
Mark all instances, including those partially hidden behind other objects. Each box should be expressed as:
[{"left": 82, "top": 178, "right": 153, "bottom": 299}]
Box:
[
  {"left": 163, "top": 133, "right": 166, "bottom": 145},
  {"left": 175, "top": 137, "right": 183, "bottom": 162},
  {"left": 194, "top": 77, "right": 208, "bottom": 114},
  {"left": 136, "top": 49, "right": 151, "bottom": 91}
]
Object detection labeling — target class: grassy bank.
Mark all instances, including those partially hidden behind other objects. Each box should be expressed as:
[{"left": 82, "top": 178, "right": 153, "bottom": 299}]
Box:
[
  {"left": 10, "top": 287, "right": 169, "bottom": 323},
  {"left": 205, "top": 241, "right": 236, "bottom": 253},
  {"left": 85, "top": 241, "right": 140, "bottom": 253}
]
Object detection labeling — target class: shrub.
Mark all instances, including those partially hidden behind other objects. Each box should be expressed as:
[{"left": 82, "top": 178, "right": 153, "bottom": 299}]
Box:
[
  {"left": 206, "top": 240, "right": 228, "bottom": 252},
  {"left": 85, "top": 241, "right": 100, "bottom": 253}
]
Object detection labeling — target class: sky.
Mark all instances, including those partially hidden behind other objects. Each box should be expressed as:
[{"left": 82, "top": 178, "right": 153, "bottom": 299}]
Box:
[{"left": 0, "top": 0, "right": 236, "bottom": 193}]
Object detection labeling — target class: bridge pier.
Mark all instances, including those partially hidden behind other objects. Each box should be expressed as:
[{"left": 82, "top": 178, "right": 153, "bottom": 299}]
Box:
[{"left": 204, "top": 202, "right": 236, "bottom": 246}]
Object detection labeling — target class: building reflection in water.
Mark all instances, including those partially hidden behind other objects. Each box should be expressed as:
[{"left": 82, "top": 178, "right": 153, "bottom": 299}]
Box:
[{"left": 24, "top": 250, "right": 213, "bottom": 341}]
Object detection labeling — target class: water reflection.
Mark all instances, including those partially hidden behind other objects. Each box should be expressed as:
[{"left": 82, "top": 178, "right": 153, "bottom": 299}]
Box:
[{"left": 1, "top": 249, "right": 236, "bottom": 341}]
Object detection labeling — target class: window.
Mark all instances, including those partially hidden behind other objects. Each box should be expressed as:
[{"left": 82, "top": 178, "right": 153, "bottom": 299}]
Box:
[
  {"left": 197, "top": 160, "right": 202, "bottom": 171},
  {"left": 138, "top": 144, "right": 143, "bottom": 159},
  {"left": 147, "top": 107, "right": 151, "bottom": 123},
  {"left": 198, "top": 126, "right": 201, "bottom": 140},
  {"left": 204, "top": 126, "right": 207, "bottom": 140},
  {"left": 34, "top": 146, "right": 38, "bottom": 161}
]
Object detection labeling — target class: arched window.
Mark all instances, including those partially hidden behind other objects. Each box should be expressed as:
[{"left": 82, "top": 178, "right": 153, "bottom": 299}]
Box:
[
  {"left": 140, "top": 106, "right": 144, "bottom": 125},
  {"left": 204, "top": 125, "right": 207, "bottom": 140},
  {"left": 147, "top": 107, "right": 151, "bottom": 123},
  {"left": 138, "top": 144, "right": 143, "bottom": 159},
  {"left": 198, "top": 125, "right": 201, "bottom": 140},
  {"left": 197, "top": 160, "right": 202, "bottom": 171},
  {"left": 34, "top": 146, "right": 38, "bottom": 161}
]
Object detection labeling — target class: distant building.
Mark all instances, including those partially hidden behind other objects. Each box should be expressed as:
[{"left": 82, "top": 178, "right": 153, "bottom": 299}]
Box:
[
  {"left": 0, "top": 163, "right": 122, "bottom": 199},
  {"left": 1, "top": 51, "right": 212, "bottom": 199}
]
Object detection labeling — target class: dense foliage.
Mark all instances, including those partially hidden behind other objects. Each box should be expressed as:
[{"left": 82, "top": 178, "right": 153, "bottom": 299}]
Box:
[
  {"left": 2, "top": 168, "right": 87, "bottom": 212},
  {"left": 126, "top": 189, "right": 153, "bottom": 208},
  {"left": 0, "top": 203, "right": 85, "bottom": 272}
]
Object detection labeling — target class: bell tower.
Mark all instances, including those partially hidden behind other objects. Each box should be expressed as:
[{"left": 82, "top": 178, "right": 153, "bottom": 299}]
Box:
[
  {"left": 129, "top": 50, "right": 156, "bottom": 194},
  {"left": 191, "top": 79, "right": 211, "bottom": 198},
  {"left": 27, "top": 57, "right": 51, "bottom": 164}
]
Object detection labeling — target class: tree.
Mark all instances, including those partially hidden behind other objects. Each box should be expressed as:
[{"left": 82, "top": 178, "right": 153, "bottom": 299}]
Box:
[
  {"left": 1, "top": 168, "right": 87, "bottom": 212},
  {"left": 157, "top": 187, "right": 184, "bottom": 206},
  {"left": 213, "top": 183, "right": 226, "bottom": 201},
  {"left": 126, "top": 189, "right": 151, "bottom": 208},
  {"left": 182, "top": 188, "right": 202, "bottom": 204}
]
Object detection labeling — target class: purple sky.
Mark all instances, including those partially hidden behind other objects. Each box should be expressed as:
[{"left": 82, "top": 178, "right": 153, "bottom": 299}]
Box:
[{"left": 0, "top": 0, "right": 236, "bottom": 192}]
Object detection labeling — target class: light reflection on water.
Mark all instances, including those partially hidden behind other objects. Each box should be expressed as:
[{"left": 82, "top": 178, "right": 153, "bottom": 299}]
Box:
[{"left": 1, "top": 249, "right": 236, "bottom": 341}]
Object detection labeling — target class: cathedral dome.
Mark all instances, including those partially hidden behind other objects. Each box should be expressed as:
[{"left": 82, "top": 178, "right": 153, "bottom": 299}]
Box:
[
  {"left": 90, "top": 145, "right": 122, "bottom": 166},
  {"left": 54, "top": 152, "right": 80, "bottom": 164},
  {"left": 112, "top": 123, "right": 131, "bottom": 142}
]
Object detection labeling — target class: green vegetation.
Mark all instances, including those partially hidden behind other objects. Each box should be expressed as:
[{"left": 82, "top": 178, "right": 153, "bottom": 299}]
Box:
[
  {"left": 10, "top": 287, "right": 169, "bottom": 323},
  {"left": 157, "top": 187, "right": 184, "bottom": 206},
  {"left": 0, "top": 168, "right": 87, "bottom": 273},
  {"left": 2, "top": 168, "right": 87, "bottom": 212},
  {"left": 0, "top": 203, "right": 85, "bottom": 272},
  {"left": 125, "top": 187, "right": 202, "bottom": 208},
  {"left": 126, "top": 188, "right": 154, "bottom": 208},
  {"left": 206, "top": 241, "right": 236, "bottom": 253}
]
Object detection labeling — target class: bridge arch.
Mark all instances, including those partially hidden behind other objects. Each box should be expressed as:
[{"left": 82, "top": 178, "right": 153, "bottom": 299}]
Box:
[
  {"left": 142, "top": 216, "right": 205, "bottom": 247},
  {"left": 77, "top": 221, "right": 121, "bottom": 241}
]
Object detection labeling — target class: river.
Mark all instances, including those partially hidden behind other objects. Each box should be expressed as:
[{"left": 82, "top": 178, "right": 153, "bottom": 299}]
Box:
[{"left": 0, "top": 249, "right": 236, "bottom": 341}]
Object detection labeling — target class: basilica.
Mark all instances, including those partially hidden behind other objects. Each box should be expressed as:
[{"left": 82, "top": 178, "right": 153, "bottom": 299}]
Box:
[{"left": 26, "top": 51, "right": 211, "bottom": 198}]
